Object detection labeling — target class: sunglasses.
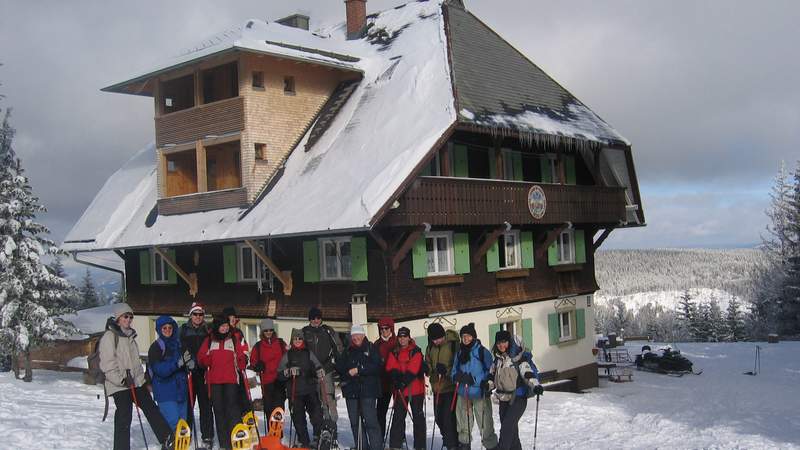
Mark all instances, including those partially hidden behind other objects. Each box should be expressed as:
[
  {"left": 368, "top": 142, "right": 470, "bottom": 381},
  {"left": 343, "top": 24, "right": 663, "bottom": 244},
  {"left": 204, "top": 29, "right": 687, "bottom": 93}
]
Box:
[
  {"left": 380, "top": 326, "right": 391, "bottom": 330},
  {"left": 121, "top": 313, "right": 134, "bottom": 319},
  {"left": 191, "top": 312, "right": 205, "bottom": 317}
]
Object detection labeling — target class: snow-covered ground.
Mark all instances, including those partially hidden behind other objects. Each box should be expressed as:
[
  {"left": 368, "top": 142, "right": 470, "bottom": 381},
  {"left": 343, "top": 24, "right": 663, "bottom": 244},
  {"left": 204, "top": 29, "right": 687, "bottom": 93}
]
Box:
[{"left": 1, "top": 342, "right": 798, "bottom": 449}]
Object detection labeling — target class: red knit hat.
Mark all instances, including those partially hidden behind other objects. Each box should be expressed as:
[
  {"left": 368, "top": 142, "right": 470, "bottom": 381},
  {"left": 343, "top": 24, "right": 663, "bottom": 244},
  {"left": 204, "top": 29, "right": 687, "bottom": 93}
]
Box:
[{"left": 188, "top": 302, "right": 205, "bottom": 315}]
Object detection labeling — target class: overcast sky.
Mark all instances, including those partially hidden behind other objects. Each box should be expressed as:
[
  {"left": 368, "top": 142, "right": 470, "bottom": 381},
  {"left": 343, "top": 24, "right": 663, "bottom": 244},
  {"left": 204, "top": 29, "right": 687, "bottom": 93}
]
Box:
[{"left": 1, "top": 0, "right": 798, "bottom": 250}]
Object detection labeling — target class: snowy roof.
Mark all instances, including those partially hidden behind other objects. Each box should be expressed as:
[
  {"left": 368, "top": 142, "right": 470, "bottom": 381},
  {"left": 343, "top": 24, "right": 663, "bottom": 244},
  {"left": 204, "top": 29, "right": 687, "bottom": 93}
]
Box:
[
  {"left": 64, "top": 1, "right": 637, "bottom": 252},
  {"left": 60, "top": 303, "right": 117, "bottom": 338}
]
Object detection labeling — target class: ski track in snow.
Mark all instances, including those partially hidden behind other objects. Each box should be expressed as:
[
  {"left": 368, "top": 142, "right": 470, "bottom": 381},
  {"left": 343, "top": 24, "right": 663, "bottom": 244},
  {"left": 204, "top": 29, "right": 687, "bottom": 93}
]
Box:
[{"left": 1, "top": 342, "right": 799, "bottom": 449}]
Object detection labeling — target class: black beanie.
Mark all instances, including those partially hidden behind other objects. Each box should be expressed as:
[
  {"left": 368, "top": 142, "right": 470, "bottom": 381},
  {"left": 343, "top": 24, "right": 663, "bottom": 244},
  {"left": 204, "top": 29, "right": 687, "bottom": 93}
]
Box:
[
  {"left": 459, "top": 322, "right": 477, "bottom": 340},
  {"left": 495, "top": 329, "right": 512, "bottom": 344},
  {"left": 308, "top": 307, "right": 322, "bottom": 321},
  {"left": 221, "top": 306, "right": 237, "bottom": 318},
  {"left": 427, "top": 323, "right": 446, "bottom": 341},
  {"left": 212, "top": 315, "right": 230, "bottom": 339}
]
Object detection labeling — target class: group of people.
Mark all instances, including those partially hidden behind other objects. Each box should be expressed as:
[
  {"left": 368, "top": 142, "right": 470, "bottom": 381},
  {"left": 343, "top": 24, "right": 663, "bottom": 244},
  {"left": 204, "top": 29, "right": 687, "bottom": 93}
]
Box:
[{"left": 98, "top": 301, "right": 543, "bottom": 450}]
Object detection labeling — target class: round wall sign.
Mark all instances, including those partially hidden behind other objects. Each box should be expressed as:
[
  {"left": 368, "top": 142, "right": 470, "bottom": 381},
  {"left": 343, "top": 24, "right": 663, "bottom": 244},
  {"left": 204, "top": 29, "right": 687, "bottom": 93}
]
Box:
[{"left": 527, "top": 185, "right": 547, "bottom": 220}]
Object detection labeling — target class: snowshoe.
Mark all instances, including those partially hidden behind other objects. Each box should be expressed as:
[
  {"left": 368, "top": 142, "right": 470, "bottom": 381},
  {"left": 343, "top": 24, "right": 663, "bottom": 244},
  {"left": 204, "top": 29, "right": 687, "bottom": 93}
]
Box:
[
  {"left": 316, "top": 419, "right": 337, "bottom": 450},
  {"left": 174, "top": 419, "right": 191, "bottom": 450}
]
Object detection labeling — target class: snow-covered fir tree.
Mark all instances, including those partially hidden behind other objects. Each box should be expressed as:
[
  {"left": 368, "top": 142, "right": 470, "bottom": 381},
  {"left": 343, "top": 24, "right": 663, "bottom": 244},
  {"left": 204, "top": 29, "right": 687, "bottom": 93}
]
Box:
[
  {"left": 676, "top": 290, "right": 697, "bottom": 340},
  {"left": 725, "top": 297, "right": 746, "bottom": 341},
  {"left": 78, "top": 268, "right": 100, "bottom": 310},
  {"left": 708, "top": 299, "right": 724, "bottom": 342},
  {"left": 0, "top": 109, "right": 76, "bottom": 381}
]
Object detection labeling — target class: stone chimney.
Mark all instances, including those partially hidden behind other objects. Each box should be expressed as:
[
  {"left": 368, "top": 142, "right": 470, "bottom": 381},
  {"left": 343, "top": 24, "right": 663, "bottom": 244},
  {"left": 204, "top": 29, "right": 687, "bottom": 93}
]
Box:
[{"left": 345, "top": 0, "right": 367, "bottom": 40}]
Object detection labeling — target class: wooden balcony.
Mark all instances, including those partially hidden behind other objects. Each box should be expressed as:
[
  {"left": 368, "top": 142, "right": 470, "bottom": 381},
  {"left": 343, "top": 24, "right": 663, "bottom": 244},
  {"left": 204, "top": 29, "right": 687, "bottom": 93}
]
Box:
[
  {"left": 155, "top": 96, "right": 245, "bottom": 147},
  {"left": 382, "top": 177, "right": 627, "bottom": 226},
  {"left": 157, "top": 187, "right": 248, "bottom": 216}
]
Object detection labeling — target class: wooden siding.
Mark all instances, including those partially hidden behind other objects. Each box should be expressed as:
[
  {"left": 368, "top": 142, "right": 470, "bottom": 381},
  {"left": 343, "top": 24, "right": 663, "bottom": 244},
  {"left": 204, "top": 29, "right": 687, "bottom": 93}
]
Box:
[
  {"left": 157, "top": 187, "right": 247, "bottom": 215},
  {"left": 383, "top": 177, "right": 627, "bottom": 226},
  {"left": 155, "top": 96, "right": 244, "bottom": 147}
]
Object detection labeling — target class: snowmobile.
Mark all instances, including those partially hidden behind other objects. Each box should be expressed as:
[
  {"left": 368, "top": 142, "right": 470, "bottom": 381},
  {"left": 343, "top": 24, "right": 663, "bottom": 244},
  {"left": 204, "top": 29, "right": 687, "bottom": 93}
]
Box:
[{"left": 635, "top": 345, "right": 702, "bottom": 376}]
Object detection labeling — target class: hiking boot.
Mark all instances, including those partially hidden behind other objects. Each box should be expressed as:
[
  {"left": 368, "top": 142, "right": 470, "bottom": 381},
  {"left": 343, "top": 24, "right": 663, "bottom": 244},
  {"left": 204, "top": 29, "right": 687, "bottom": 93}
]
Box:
[{"left": 202, "top": 437, "right": 214, "bottom": 449}]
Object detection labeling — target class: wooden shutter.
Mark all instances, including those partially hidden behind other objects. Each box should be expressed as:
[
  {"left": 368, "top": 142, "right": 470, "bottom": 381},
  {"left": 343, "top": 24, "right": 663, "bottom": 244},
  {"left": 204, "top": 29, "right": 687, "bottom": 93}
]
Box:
[
  {"left": 303, "top": 241, "right": 320, "bottom": 283},
  {"left": 548, "top": 313, "right": 559, "bottom": 345},
  {"left": 576, "top": 308, "right": 586, "bottom": 339},
  {"left": 565, "top": 155, "right": 576, "bottom": 185},
  {"left": 139, "top": 250, "right": 151, "bottom": 285},
  {"left": 520, "top": 231, "right": 534, "bottom": 269},
  {"left": 522, "top": 318, "right": 533, "bottom": 351},
  {"left": 351, "top": 237, "right": 368, "bottom": 281},
  {"left": 415, "top": 335, "right": 429, "bottom": 355},
  {"left": 166, "top": 249, "right": 177, "bottom": 285},
  {"left": 575, "top": 230, "right": 586, "bottom": 264},
  {"left": 412, "top": 236, "right": 427, "bottom": 279},
  {"left": 223, "top": 245, "right": 238, "bottom": 283},
  {"left": 486, "top": 240, "right": 500, "bottom": 272},
  {"left": 512, "top": 152, "right": 523, "bottom": 181},
  {"left": 488, "top": 148, "right": 497, "bottom": 179},
  {"left": 547, "top": 240, "right": 558, "bottom": 266},
  {"left": 453, "top": 233, "right": 470, "bottom": 275},
  {"left": 488, "top": 323, "right": 501, "bottom": 348},
  {"left": 453, "top": 144, "right": 469, "bottom": 177}
]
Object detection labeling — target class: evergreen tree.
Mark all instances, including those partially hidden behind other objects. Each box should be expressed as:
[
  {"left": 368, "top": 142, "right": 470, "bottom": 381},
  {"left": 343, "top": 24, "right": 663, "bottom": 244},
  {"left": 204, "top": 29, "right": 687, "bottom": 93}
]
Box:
[
  {"left": 708, "top": 299, "right": 724, "bottom": 342},
  {"left": 725, "top": 297, "right": 746, "bottom": 341},
  {"left": 0, "top": 109, "right": 76, "bottom": 381},
  {"left": 47, "top": 255, "right": 66, "bottom": 279},
  {"left": 78, "top": 269, "right": 100, "bottom": 310},
  {"left": 693, "top": 302, "right": 712, "bottom": 342},
  {"left": 677, "top": 290, "right": 697, "bottom": 340}
]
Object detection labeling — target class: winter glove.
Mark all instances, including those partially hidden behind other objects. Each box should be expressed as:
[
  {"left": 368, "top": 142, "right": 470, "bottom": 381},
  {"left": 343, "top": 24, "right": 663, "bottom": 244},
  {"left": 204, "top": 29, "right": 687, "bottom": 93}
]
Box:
[
  {"left": 523, "top": 371, "right": 536, "bottom": 379},
  {"left": 316, "top": 368, "right": 326, "bottom": 380},
  {"left": 532, "top": 384, "right": 544, "bottom": 396},
  {"left": 284, "top": 367, "right": 300, "bottom": 377},
  {"left": 453, "top": 372, "right": 474, "bottom": 386},
  {"left": 185, "top": 358, "right": 196, "bottom": 371},
  {"left": 252, "top": 362, "right": 265, "bottom": 373},
  {"left": 436, "top": 363, "right": 448, "bottom": 376},
  {"left": 177, "top": 357, "right": 186, "bottom": 369},
  {"left": 124, "top": 370, "right": 135, "bottom": 388},
  {"left": 480, "top": 379, "right": 493, "bottom": 394}
]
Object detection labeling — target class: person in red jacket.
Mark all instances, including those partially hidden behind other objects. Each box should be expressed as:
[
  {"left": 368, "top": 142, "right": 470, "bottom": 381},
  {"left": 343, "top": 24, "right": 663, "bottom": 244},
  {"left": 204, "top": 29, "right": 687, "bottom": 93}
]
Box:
[
  {"left": 198, "top": 315, "right": 248, "bottom": 450},
  {"left": 249, "top": 318, "right": 287, "bottom": 418},
  {"left": 374, "top": 316, "right": 397, "bottom": 438},
  {"left": 385, "top": 326, "right": 426, "bottom": 450}
]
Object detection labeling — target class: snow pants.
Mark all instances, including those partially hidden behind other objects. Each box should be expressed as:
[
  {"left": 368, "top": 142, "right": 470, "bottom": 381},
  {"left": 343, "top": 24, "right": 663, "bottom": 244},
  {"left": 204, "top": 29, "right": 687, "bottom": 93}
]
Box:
[
  {"left": 111, "top": 386, "right": 171, "bottom": 450},
  {"left": 158, "top": 399, "right": 188, "bottom": 433},
  {"left": 345, "top": 397, "right": 383, "bottom": 450},
  {"left": 498, "top": 397, "right": 528, "bottom": 450},
  {"left": 289, "top": 392, "right": 323, "bottom": 447},
  {"left": 389, "top": 392, "right": 426, "bottom": 450},
  {"left": 188, "top": 369, "right": 214, "bottom": 442},
  {"left": 260, "top": 380, "right": 286, "bottom": 418},
  {"left": 211, "top": 383, "right": 243, "bottom": 450},
  {"left": 455, "top": 395, "right": 498, "bottom": 449},
  {"left": 433, "top": 390, "right": 459, "bottom": 450}
]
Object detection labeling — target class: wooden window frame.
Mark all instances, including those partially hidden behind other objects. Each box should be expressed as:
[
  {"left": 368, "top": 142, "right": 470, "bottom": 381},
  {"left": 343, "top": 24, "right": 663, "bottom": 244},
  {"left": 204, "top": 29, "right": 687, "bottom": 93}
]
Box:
[
  {"left": 556, "top": 229, "right": 575, "bottom": 265},
  {"left": 236, "top": 243, "right": 265, "bottom": 283},
  {"left": 425, "top": 231, "right": 454, "bottom": 277},
  {"left": 150, "top": 249, "right": 170, "bottom": 284},
  {"left": 559, "top": 310, "right": 574, "bottom": 342},
  {"left": 544, "top": 155, "right": 558, "bottom": 184},
  {"left": 319, "top": 236, "right": 352, "bottom": 281},
  {"left": 499, "top": 230, "right": 521, "bottom": 270},
  {"left": 283, "top": 76, "right": 296, "bottom": 95},
  {"left": 252, "top": 71, "right": 265, "bottom": 89}
]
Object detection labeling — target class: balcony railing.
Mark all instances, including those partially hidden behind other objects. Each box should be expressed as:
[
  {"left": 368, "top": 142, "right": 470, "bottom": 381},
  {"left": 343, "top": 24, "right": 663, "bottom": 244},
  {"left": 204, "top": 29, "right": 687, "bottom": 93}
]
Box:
[
  {"left": 382, "top": 177, "right": 627, "bottom": 226},
  {"left": 155, "top": 96, "right": 245, "bottom": 147},
  {"left": 157, "top": 188, "right": 248, "bottom": 216}
]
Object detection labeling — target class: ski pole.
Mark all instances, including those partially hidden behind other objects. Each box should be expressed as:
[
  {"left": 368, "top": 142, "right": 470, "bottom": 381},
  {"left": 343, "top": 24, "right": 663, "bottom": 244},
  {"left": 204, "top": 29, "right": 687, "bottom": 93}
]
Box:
[
  {"left": 533, "top": 393, "right": 541, "bottom": 450},
  {"left": 288, "top": 375, "right": 296, "bottom": 447},
  {"left": 384, "top": 393, "right": 395, "bottom": 450},
  {"left": 187, "top": 371, "right": 199, "bottom": 450},
  {"left": 126, "top": 370, "right": 149, "bottom": 450},
  {"left": 430, "top": 377, "right": 442, "bottom": 450},
  {"left": 449, "top": 382, "right": 459, "bottom": 412}
]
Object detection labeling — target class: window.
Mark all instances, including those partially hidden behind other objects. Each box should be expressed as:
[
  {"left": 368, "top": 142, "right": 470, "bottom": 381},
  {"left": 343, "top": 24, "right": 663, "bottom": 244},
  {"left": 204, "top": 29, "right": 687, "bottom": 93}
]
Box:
[
  {"left": 556, "top": 229, "right": 575, "bottom": 264},
  {"left": 559, "top": 311, "right": 573, "bottom": 341},
  {"left": 542, "top": 156, "right": 558, "bottom": 183},
  {"left": 498, "top": 231, "right": 520, "bottom": 269},
  {"left": 252, "top": 71, "right": 264, "bottom": 89},
  {"left": 151, "top": 250, "right": 170, "bottom": 284},
  {"left": 503, "top": 150, "right": 516, "bottom": 181},
  {"left": 161, "top": 74, "right": 195, "bottom": 114},
  {"left": 255, "top": 143, "right": 267, "bottom": 161},
  {"left": 426, "top": 232, "right": 453, "bottom": 276},
  {"left": 237, "top": 243, "right": 266, "bottom": 282},
  {"left": 202, "top": 62, "right": 239, "bottom": 104},
  {"left": 284, "top": 76, "right": 296, "bottom": 94},
  {"left": 167, "top": 160, "right": 177, "bottom": 172},
  {"left": 500, "top": 320, "right": 520, "bottom": 337},
  {"left": 320, "top": 237, "right": 352, "bottom": 280}
]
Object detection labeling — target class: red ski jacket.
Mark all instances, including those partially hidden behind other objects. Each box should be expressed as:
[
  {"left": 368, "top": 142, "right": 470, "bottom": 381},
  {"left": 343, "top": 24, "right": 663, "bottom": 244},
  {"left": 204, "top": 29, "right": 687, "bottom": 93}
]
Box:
[
  {"left": 385, "top": 340, "right": 425, "bottom": 397},
  {"left": 375, "top": 317, "right": 397, "bottom": 393},
  {"left": 250, "top": 337, "right": 287, "bottom": 384},
  {"left": 198, "top": 334, "right": 248, "bottom": 385}
]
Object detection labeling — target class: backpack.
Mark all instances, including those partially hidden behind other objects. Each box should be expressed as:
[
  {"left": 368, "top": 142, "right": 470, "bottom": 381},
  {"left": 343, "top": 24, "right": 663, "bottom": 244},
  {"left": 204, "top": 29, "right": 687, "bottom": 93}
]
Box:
[
  {"left": 493, "top": 350, "right": 539, "bottom": 400},
  {"left": 146, "top": 338, "right": 166, "bottom": 381},
  {"left": 87, "top": 331, "right": 118, "bottom": 385}
]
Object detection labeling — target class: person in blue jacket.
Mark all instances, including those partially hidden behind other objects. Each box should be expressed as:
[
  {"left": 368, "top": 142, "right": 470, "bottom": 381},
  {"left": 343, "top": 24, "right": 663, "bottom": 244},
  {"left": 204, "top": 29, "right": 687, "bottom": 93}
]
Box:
[
  {"left": 451, "top": 323, "right": 498, "bottom": 450},
  {"left": 148, "top": 315, "right": 193, "bottom": 432}
]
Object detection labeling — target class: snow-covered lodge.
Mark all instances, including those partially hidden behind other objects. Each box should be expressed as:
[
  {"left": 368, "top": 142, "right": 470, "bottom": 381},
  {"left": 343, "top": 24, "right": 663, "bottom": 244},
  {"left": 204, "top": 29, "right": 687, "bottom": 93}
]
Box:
[{"left": 63, "top": 0, "right": 644, "bottom": 390}]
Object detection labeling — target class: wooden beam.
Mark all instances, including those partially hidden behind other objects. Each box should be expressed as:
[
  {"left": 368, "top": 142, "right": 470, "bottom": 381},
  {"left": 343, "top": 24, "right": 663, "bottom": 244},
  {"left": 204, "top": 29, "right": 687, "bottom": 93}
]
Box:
[
  {"left": 368, "top": 229, "right": 389, "bottom": 252},
  {"left": 592, "top": 228, "right": 614, "bottom": 252},
  {"left": 196, "top": 140, "right": 207, "bottom": 193},
  {"left": 244, "top": 239, "right": 293, "bottom": 296},
  {"left": 472, "top": 225, "right": 507, "bottom": 265},
  {"left": 535, "top": 223, "right": 569, "bottom": 261},
  {"left": 391, "top": 226, "right": 425, "bottom": 272},
  {"left": 153, "top": 246, "right": 198, "bottom": 297}
]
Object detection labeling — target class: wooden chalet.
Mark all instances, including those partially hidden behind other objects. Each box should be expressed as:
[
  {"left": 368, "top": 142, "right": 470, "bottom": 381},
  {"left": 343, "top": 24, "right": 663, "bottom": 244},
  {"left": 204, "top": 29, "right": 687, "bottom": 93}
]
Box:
[{"left": 64, "top": 0, "right": 644, "bottom": 390}]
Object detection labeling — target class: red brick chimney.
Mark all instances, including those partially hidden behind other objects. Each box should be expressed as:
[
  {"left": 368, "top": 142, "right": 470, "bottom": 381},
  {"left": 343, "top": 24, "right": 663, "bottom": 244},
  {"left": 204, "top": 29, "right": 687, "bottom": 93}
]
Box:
[{"left": 345, "top": 0, "right": 367, "bottom": 40}]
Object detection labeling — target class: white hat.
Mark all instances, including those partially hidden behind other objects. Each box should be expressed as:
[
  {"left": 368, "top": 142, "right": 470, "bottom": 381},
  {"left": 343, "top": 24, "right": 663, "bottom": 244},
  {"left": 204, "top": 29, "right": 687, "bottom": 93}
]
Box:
[
  {"left": 113, "top": 303, "right": 134, "bottom": 319},
  {"left": 188, "top": 302, "right": 205, "bottom": 315},
  {"left": 350, "top": 324, "right": 366, "bottom": 336}
]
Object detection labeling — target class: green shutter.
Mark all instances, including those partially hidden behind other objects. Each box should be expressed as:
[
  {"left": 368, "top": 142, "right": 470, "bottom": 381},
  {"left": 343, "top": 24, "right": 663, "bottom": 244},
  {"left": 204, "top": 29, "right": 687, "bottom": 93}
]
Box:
[
  {"left": 453, "top": 144, "right": 469, "bottom": 177},
  {"left": 412, "top": 236, "right": 427, "bottom": 279},
  {"left": 520, "top": 231, "right": 534, "bottom": 269},
  {"left": 166, "top": 249, "right": 177, "bottom": 285},
  {"left": 415, "top": 335, "right": 429, "bottom": 355},
  {"left": 139, "top": 250, "right": 151, "bottom": 285},
  {"left": 565, "top": 155, "right": 576, "bottom": 185},
  {"left": 351, "top": 237, "right": 368, "bottom": 281},
  {"left": 486, "top": 240, "right": 499, "bottom": 272},
  {"left": 488, "top": 148, "right": 497, "bottom": 179},
  {"left": 548, "top": 313, "right": 559, "bottom": 345},
  {"left": 576, "top": 308, "right": 586, "bottom": 339},
  {"left": 512, "top": 152, "right": 523, "bottom": 181},
  {"left": 488, "top": 323, "right": 501, "bottom": 348},
  {"left": 303, "top": 241, "right": 320, "bottom": 283},
  {"left": 547, "top": 240, "right": 558, "bottom": 266},
  {"left": 540, "top": 157, "right": 552, "bottom": 183},
  {"left": 575, "top": 230, "right": 586, "bottom": 264},
  {"left": 223, "top": 245, "right": 238, "bottom": 283},
  {"left": 453, "top": 233, "right": 470, "bottom": 275},
  {"left": 522, "top": 318, "right": 533, "bottom": 351}
]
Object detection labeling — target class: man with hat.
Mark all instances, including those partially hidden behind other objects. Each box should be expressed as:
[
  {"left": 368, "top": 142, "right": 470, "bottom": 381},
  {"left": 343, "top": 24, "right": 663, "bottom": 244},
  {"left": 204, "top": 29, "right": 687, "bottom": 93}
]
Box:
[
  {"left": 425, "top": 322, "right": 460, "bottom": 450},
  {"left": 178, "top": 302, "right": 214, "bottom": 448},
  {"left": 222, "top": 306, "right": 251, "bottom": 416},
  {"left": 249, "top": 318, "right": 287, "bottom": 417},
  {"left": 336, "top": 324, "right": 383, "bottom": 450},
  {"left": 302, "top": 307, "right": 344, "bottom": 429}
]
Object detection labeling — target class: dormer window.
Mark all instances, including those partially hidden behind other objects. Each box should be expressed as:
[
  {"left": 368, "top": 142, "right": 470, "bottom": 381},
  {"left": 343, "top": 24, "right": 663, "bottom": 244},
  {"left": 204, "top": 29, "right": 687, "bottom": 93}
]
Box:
[
  {"left": 252, "top": 71, "right": 265, "bottom": 89},
  {"left": 284, "top": 76, "right": 296, "bottom": 95}
]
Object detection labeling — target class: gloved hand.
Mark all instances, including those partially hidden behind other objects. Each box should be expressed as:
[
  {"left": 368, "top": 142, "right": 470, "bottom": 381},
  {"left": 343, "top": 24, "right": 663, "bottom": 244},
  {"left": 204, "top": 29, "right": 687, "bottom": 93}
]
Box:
[
  {"left": 177, "top": 357, "right": 186, "bottom": 369},
  {"left": 182, "top": 350, "right": 192, "bottom": 363},
  {"left": 523, "top": 371, "right": 536, "bottom": 379},
  {"left": 390, "top": 369, "right": 402, "bottom": 385},
  {"left": 124, "top": 370, "right": 135, "bottom": 388},
  {"left": 185, "top": 358, "right": 196, "bottom": 371},
  {"left": 316, "top": 368, "right": 326, "bottom": 380},
  {"left": 532, "top": 384, "right": 544, "bottom": 396},
  {"left": 252, "top": 362, "right": 265, "bottom": 373},
  {"left": 436, "top": 363, "right": 448, "bottom": 375},
  {"left": 480, "top": 379, "right": 493, "bottom": 393},
  {"left": 453, "top": 372, "right": 474, "bottom": 386},
  {"left": 284, "top": 366, "right": 300, "bottom": 377}
]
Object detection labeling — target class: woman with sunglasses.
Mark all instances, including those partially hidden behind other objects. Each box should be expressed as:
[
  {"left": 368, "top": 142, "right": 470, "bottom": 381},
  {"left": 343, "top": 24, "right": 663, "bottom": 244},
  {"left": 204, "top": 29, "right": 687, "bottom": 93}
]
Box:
[
  {"left": 249, "top": 318, "right": 287, "bottom": 418},
  {"left": 148, "top": 315, "right": 191, "bottom": 431},
  {"left": 98, "top": 303, "right": 173, "bottom": 450},
  {"left": 277, "top": 328, "right": 325, "bottom": 448},
  {"left": 178, "top": 302, "right": 214, "bottom": 448},
  {"left": 373, "top": 317, "right": 397, "bottom": 438}
]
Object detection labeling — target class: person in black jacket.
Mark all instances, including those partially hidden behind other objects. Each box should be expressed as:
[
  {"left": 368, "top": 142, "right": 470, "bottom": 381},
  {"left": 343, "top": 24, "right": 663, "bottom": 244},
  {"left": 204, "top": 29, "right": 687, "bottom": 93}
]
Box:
[
  {"left": 278, "top": 328, "right": 325, "bottom": 448},
  {"left": 336, "top": 324, "right": 383, "bottom": 450},
  {"left": 303, "top": 307, "right": 343, "bottom": 432},
  {"left": 177, "top": 302, "right": 214, "bottom": 448}
]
